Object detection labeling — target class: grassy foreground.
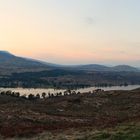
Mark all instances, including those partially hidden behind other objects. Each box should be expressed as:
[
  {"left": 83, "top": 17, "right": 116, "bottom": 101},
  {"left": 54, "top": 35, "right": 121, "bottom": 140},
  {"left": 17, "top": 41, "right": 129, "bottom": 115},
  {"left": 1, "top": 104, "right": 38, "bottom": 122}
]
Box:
[
  {"left": 0, "top": 88, "right": 140, "bottom": 139},
  {"left": 3, "top": 122, "right": 140, "bottom": 140}
]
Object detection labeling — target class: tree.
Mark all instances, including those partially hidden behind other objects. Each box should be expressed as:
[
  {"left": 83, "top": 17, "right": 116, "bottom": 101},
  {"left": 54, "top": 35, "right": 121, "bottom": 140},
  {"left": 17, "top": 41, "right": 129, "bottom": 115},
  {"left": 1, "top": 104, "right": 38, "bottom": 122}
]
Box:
[
  {"left": 67, "top": 89, "right": 71, "bottom": 95},
  {"left": 42, "top": 92, "right": 46, "bottom": 99},
  {"left": 77, "top": 91, "right": 81, "bottom": 95},
  {"left": 5, "top": 90, "right": 12, "bottom": 96},
  {"left": 36, "top": 94, "right": 40, "bottom": 99},
  {"left": 28, "top": 94, "right": 35, "bottom": 100},
  {"left": 15, "top": 92, "right": 20, "bottom": 97},
  {"left": 0, "top": 91, "right": 5, "bottom": 95},
  {"left": 48, "top": 92, "right": 51, "bottom": 98}
]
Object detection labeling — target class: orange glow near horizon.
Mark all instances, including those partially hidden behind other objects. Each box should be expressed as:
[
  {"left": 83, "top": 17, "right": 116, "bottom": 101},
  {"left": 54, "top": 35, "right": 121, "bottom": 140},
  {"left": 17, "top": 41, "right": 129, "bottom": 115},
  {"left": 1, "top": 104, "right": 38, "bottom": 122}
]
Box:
[{"left": 0, "top": 0, "right": 140, "bottom": 66}]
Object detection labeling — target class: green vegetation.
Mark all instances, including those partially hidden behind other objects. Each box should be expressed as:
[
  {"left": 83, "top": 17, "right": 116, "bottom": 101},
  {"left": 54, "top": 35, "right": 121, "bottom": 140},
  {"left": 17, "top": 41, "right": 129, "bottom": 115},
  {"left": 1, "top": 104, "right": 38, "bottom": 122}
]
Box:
[
  {"left": 3, "top": 123, "right": 140, "bottom": 140},
  {"left": 0, "top": 70, "right": 140, "bottom": 88}
]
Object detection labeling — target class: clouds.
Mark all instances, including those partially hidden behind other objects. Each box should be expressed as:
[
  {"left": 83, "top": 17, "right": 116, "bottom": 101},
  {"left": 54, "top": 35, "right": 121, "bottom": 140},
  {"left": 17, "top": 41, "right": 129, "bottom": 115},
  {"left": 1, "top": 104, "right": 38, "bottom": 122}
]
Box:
[{"left": 85, "top": 17, "right": 96, "bottom": 25}]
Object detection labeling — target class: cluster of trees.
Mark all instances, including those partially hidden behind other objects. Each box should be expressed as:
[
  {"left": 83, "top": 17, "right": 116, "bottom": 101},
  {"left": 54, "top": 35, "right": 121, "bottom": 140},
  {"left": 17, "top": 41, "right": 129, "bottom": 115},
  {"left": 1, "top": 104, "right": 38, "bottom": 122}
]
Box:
[
  {"left": 27, "top": 90, "right": 82, "bottom": 100},
  {"left": 0, "top": 90, "right": 82, "bottom": 101},
  {"left": 94, "top": 82, "right": 129, "bottom": 87},
  {"left": 1, "top": 69, "right": 140, "bottom": 89},
  {"left": 0, "top": 90, "right": 20, "bottom": 97},
  {"left": 0, "top": 90, "right": 41, "bottom": 100}
]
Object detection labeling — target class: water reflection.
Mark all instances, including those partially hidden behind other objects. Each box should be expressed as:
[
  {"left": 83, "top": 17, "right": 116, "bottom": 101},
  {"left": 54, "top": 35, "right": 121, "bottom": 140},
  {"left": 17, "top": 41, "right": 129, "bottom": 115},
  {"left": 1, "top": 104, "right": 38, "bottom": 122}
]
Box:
[{"left": 0, "top": 85, "right": 140, "bottom": 97}]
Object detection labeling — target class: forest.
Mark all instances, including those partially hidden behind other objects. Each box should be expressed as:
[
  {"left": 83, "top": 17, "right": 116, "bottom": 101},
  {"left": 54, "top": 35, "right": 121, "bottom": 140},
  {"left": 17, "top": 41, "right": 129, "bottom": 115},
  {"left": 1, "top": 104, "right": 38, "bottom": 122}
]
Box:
[{"left": 0, "top": 69, "right": 140, "bottom": 88}]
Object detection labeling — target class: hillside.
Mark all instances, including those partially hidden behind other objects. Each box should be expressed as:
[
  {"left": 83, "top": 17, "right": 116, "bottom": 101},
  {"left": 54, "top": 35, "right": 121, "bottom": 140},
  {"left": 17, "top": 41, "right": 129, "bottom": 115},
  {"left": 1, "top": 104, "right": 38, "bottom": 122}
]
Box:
[
  {"left": 70, "top": 64, "right": 110, "bottom": 71},
  {"left": 0, "top": 51, "right": 139, "bottom": 75},
  {"left": 0, "top": 51, "right": 140, "bottom": 76},
  {"left": 112, "top": 65, "right": 138, "bottom": 72},
  {"left": 0, "top": 88, "right": 139, "bottom": 139},
  {"left": 0, "top": 51, "right": 53, "bottom": 75},
  {"left": 70, "top": 64, "right": 139, "bottom": 72}
]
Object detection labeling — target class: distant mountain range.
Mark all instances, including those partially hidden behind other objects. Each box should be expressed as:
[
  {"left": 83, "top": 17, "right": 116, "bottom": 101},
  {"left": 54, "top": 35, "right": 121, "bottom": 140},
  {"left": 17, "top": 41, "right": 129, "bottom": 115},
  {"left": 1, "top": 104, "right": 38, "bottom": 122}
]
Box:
[
  {"left": 72, "top": 64, "right": 139, "bottom": 72},
  {"left": 0, "top": 51, "right": 139, "bottom": 75}
]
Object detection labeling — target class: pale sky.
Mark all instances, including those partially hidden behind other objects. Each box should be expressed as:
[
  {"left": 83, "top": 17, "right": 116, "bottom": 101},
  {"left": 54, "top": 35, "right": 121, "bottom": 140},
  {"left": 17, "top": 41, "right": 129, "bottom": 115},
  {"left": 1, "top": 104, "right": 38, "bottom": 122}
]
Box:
[{"left": 0, "top": 0, "right": 140, "bottom": 66}]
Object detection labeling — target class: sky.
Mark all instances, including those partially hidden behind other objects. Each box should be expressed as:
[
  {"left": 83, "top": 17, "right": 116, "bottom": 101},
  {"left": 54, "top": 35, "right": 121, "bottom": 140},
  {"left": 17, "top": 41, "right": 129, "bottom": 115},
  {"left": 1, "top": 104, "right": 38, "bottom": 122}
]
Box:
[{"left": 0, "top": 0, "right": 140, "bottom": 66}]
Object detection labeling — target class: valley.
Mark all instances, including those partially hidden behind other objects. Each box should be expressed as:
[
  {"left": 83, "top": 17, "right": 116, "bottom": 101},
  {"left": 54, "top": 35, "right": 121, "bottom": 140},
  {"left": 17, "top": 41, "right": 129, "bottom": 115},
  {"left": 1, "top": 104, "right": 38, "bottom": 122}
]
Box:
[{"left": 0, "top": 51, "right": 140, "bottom": 140}]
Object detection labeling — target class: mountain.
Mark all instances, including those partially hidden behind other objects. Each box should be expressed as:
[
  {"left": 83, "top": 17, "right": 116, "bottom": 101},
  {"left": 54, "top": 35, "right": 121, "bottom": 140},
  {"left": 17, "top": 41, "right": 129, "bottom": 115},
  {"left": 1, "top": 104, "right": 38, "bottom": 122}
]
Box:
[
  {"left": 111, "top": 65, "right": 139, "bottom": 72},
  {"left": 0, "top": 51, "right": 43, "bottom": 67},
  {"left": 70, "top": 64, "right": 139, "bottom": 72},
  {"left": 0, "top": 51, "right": 139, "bottom": 75},
  {"left": 70, "top": 64, "right": 110, "bottom": 71},
  {"left": 0, "top": 51, "right": 53, "bottom": 75}
]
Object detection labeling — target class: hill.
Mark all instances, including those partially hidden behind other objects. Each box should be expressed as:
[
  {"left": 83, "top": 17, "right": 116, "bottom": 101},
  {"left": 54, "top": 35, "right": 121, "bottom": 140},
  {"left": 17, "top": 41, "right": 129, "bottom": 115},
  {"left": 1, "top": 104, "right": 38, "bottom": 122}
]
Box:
[
  {"left": 0, "top": 51, "right": 139, "bottom": 75},
  {"left": 0, "top": 51, "right": 45, "bottom": 67},
  {"left": 0, "top": 51, "right": 53, "bottom": 75},
  {"left": 70, "top": 64, "right": 110, "bottom": 71},
  {"left": 0, "top": 89, "right": 139, "bottom": 139},
  {"left": 112, "top": 65, "right": 138, "bottom": 72},
  {"left": 70, "top": 64, "right": 139, "bottom": 72}
]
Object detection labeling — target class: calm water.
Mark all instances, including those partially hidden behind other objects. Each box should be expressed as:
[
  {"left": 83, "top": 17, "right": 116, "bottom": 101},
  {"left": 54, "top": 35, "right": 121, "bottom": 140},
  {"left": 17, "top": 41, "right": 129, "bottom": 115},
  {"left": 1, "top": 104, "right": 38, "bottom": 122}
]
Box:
[{"left": 0, "top": 85, "right": 140, "bottom": 97}]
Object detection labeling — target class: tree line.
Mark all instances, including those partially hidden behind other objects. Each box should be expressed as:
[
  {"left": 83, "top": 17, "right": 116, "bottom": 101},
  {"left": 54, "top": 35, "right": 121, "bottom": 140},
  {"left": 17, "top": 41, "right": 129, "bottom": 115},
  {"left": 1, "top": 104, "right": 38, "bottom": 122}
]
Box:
[{"left": 0, "top": 90, "right": 82, "bottom": 101}]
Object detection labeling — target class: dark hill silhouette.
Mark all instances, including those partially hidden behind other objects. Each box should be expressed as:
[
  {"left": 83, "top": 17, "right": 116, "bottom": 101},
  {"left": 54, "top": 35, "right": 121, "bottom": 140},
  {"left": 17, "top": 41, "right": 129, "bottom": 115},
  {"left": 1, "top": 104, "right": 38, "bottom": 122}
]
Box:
[
  {"left": 70, "top": 64, "right": 110, "bottom": 71},
  {"left": 0, "top": 51, "right": 139, "bottom": 75},
  {"left": 0, "top": 51, "right": 54, "bottom": 75},
  {"left": 0, "top": 51, "right": 46, "bottom": 67},
  {"left": 68, "top": 64, "right": 139, "bottom": 72},
  {"left": 111, "top": 65, "right": 138, "bottom": 72}
]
